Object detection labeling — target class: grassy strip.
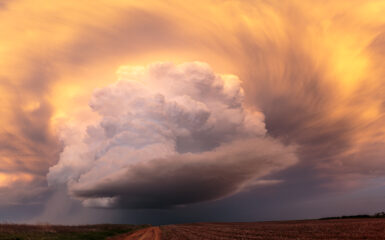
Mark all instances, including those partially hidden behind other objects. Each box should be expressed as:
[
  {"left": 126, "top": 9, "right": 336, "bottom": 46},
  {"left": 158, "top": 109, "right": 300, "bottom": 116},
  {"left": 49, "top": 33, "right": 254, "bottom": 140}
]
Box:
[{"left": 0, "top": 224, "right": 150, "bottom": 240}]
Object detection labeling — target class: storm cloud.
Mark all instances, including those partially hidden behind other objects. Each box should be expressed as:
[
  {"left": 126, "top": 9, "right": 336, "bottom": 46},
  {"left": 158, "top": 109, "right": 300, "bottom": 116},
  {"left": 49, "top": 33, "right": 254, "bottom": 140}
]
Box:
[
  {"left": 1, "top": 0, "right": 385, "bottom": 224},
  {"left": 48, "top": 62, "right": 297, "bottom": 208}
]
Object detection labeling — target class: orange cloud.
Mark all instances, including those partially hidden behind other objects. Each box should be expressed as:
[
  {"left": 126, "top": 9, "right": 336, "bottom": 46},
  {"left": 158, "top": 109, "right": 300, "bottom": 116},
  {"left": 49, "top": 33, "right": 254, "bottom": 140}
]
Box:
[{"left": 1, "top": 0, "right": 385, "bottom": 206}]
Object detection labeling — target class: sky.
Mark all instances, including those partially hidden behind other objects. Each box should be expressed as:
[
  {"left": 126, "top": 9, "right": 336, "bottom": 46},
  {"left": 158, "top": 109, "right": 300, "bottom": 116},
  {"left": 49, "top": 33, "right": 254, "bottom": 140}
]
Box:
[{"left": 1, "top": 0, "right": 385, "bottom": 225}]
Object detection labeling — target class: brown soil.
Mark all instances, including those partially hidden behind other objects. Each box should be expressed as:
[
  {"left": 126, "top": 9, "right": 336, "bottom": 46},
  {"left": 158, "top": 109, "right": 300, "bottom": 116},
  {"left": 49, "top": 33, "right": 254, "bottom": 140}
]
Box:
[
  {"left": 109, "top": 218, "right": 385, "bottom": 239},
  {"left": 160, "top": 219, "right": 385, "bottom": 239},
  {"left": 108, "top": 226, "right": 161, "bottom": 240}
]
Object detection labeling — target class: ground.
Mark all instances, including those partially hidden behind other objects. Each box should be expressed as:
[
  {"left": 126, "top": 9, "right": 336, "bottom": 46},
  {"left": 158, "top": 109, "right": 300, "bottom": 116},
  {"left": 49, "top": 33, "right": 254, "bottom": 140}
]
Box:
[
  {"left": 3, "top": 219, "right": 385, "bottom": 239},
  {"left": 108, "top": 227, "right": 161, "bottom": 240},
  {"left": 112, "top": 218, "right": 385, "bottom": 240},
  {"left": 0, "top": 224, "right": 148, "bottom": 240}
]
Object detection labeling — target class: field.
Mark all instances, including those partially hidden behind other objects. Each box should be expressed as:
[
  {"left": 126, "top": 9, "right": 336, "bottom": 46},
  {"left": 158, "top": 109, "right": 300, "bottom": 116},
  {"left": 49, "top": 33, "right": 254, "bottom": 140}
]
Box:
[
  {"left": 159, "top": 219, "right": 385, "bottom": 239},
  {"left": 3, "top": 218, "right": 385, "bottom": 239},
  {"left": 0, "top": 224, "right": 148, "bottom": 240}
]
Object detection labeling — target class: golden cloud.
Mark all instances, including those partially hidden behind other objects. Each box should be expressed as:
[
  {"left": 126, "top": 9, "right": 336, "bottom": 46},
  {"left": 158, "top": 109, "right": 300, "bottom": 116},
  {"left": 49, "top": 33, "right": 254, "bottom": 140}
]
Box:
[{"left": 0, "top": 0, "right": 385, "bottom": 204}]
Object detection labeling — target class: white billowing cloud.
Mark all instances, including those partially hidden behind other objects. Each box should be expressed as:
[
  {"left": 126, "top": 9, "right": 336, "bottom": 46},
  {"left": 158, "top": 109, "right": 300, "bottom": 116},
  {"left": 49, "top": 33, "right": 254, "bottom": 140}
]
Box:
[{"left": 48, "top": 62, "right": 297, "bottom": 208}]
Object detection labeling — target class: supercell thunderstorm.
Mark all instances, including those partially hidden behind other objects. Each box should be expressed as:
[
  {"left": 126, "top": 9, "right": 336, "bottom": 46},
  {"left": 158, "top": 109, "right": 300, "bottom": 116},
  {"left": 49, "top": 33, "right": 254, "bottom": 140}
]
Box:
[{"left": 48, "top": 62, "right": 297, "bottom": 208}]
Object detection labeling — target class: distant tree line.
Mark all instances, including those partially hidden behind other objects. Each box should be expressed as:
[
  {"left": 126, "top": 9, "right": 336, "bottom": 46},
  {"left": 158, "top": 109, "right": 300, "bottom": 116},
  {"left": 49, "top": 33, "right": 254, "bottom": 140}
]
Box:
[{"left": 320, "top": 212, "right": 385, "bottom": 220}]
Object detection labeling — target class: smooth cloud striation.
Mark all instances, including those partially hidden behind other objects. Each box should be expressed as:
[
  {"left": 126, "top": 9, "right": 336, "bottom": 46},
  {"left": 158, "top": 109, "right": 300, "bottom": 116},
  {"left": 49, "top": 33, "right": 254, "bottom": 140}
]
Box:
[
  {"left": 1, "top": 0, "right": 385, "bottom": 223},
  {"left": 48, "top": 62, "right": 297, "bottom": 208}
]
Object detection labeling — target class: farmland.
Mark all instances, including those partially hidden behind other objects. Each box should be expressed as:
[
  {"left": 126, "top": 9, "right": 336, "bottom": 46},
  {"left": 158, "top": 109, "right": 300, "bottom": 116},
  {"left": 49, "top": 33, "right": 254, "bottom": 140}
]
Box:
[
  {"left": 3, "top": 218, "right": 385, "bottom": 239},
  {"left": 159, "top": 219, "right": 385, "bottom": 239},
  {"left": 0, "top": 224, "right": 148, "bottom": 240}
]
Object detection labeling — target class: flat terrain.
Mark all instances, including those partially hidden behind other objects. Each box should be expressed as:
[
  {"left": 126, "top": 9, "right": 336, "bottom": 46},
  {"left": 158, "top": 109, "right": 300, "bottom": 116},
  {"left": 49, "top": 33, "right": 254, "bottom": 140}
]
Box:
[
  {"left": 0, "top": 224, "right": 148, "bottom": 240},
  {"left": 4, "top": 218, "right": 385, "bottom": 239},
  {"left": 159, "top": 219, "right": 385, "bottom": 239},
  {"left": 108, "top": 227, "right": 161, "bottom": 240}
]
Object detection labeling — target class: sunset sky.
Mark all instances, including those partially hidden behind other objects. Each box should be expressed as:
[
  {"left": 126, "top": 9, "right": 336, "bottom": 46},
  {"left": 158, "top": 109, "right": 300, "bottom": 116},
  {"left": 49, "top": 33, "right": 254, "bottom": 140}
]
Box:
[{"left": 1, "top": 0, "right": 385, "bottom": 224}]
